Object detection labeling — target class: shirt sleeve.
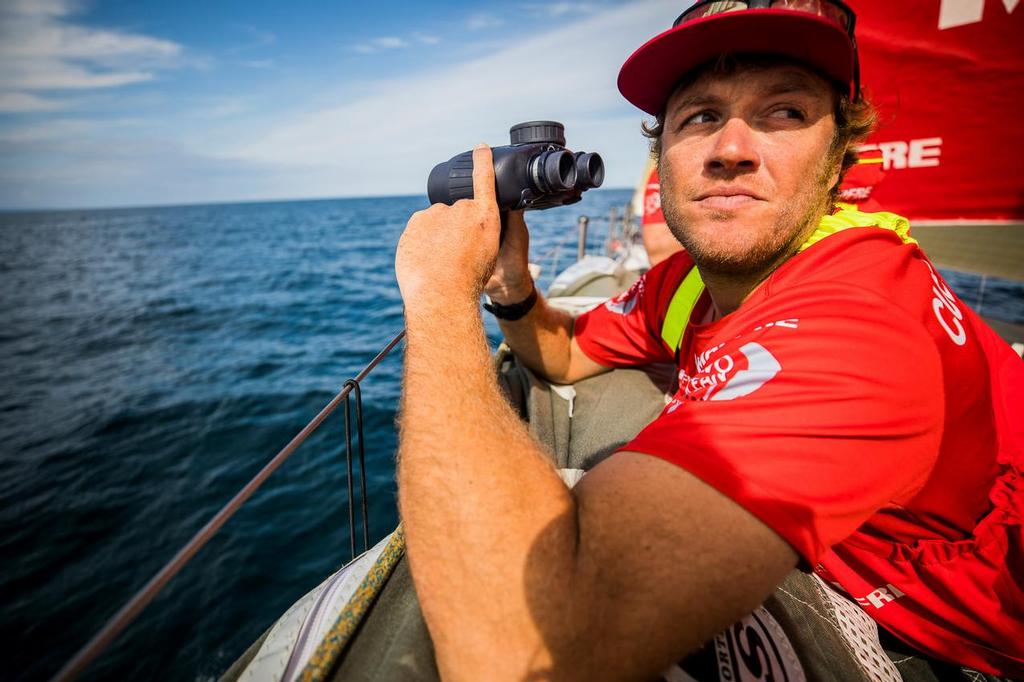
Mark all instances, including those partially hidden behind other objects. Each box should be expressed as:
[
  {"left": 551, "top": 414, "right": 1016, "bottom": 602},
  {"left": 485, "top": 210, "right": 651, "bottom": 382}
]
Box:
[
  {"left": 622, "top": 281, "right": 945, "bottom": 565},
  {"left": 573, "top": 254, "right": 691, "bottom": 368}
]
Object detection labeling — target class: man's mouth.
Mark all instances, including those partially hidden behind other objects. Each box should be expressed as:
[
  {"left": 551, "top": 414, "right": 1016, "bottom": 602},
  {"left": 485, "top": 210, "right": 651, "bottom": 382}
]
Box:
[{"left": 694, "top": 187, "right": 764, "bottom": 210}]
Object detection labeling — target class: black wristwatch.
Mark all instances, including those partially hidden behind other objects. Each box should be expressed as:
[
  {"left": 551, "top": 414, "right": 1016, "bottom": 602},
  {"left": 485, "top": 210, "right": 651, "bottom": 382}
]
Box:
[{"left": 483, "top": 285, "right": 538, "bottom": 321}]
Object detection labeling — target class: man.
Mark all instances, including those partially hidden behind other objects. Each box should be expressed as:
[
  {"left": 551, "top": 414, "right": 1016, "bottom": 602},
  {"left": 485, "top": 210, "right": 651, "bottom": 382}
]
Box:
[{"left": 394, "top": 2, "right": 1023, "bottom": 680}]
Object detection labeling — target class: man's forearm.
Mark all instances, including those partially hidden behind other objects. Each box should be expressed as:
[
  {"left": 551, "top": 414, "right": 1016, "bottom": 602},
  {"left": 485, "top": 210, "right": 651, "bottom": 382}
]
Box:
[
  {"left": 496, "top": 292, "right": 578, "bottom": 383},
  {"left": 399, "top": 299, "right": 580, "bottom": 679}
]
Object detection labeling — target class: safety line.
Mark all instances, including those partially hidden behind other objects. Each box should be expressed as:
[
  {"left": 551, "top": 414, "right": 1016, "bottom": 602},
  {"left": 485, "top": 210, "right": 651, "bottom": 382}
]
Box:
[{"left": 52, "top": 329, "right": 407, "bottom": 682}]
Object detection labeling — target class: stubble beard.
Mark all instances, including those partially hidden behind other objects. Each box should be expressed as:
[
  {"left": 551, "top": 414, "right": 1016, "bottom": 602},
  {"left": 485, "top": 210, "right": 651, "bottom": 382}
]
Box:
[{"left": 660, "top": 155, "right": 837, "bottom": 281}]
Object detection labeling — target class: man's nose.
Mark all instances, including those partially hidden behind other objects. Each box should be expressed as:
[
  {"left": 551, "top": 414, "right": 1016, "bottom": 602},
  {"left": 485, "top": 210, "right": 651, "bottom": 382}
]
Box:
[{"left": 704, "top": 117, "right": 760, "bottom": 176}]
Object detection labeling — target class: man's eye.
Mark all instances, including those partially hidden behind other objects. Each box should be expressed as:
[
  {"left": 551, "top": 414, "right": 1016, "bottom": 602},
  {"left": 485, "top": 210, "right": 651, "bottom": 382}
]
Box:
[
  {"left": 682, "top": 110, "right": 718, "bottom": 126},
  {"left": 768, "top": 107, "right": 805, "bottom": 120}
]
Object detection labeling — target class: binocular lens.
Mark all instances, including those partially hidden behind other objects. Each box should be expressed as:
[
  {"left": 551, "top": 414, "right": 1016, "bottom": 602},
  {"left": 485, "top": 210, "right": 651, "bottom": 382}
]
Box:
[
  {"left": 575, "top": 152, "right": 605, "bottom": 189},
  {"left": 540, "top": 150, "right": 577, "bottom": 192}
]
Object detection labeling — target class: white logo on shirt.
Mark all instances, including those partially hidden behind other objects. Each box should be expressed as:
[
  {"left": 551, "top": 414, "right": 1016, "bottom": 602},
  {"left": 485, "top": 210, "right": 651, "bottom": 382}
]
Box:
[
  {"left": 710, "top": 343, "right": 782, "bottom": 402},
  {"left": 604, "top": 278, "right": 644, "bottom": 315},
  {"left": 644, "top": 182, "right": 661, "bottom": 217},
  {"left": 924, "top": 262, "right": 967, "bottom": 346},
  {"left": 605, "top": 295, "right": 637, "bottom": 315},
  {"left": 668, "top": 341, "right": 785, "bottom": 410}
]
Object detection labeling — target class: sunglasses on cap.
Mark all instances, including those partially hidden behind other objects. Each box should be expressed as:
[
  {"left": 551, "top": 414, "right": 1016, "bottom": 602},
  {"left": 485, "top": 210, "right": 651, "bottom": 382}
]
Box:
[{"left": 673, "top": 0, "right": 861, "bottom": 99}]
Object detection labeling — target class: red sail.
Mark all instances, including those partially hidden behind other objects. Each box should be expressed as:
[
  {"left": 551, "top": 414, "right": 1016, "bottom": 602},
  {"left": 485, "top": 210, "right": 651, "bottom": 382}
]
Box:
[{"left": 841, "top": 0, "right": 1023, "bottom": 222}]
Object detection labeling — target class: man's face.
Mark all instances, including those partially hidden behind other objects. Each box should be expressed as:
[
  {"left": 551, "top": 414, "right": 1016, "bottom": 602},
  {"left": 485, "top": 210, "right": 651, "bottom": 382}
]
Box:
[{"left": 659, "top": 64, "right": 842, "bottom": 277}]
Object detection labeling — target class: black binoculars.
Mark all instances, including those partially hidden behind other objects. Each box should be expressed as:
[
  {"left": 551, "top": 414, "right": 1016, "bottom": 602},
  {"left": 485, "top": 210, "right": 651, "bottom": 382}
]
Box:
[{"left": 427, "top": 121, "right": 604, "bottom": 212}]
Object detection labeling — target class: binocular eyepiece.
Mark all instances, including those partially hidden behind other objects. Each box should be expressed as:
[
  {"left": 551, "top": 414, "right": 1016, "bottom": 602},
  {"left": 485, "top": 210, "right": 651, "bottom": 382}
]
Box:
[{"left": 427, "top": 121, "right": 604, "bottom": 212}]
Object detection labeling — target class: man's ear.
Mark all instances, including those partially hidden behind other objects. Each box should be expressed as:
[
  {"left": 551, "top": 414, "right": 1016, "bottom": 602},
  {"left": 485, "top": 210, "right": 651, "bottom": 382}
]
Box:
[
  {"left": 825, "top": 144, "right": 848, "bottom": 199},
  {"left": 828, "top": 169, "right": 843, "bottom": 198}
]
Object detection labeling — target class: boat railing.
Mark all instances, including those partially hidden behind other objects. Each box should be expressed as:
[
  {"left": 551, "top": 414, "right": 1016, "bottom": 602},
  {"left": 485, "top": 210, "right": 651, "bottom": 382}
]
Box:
[
  {"left": 52, "top": 204, "right": 639, "bottom": 682},
  {"left": 534, "top": 206, "right": 641, "bottom": 280},
  {"left": 52, "top": 329, "right": 407, "bottom": 682}
]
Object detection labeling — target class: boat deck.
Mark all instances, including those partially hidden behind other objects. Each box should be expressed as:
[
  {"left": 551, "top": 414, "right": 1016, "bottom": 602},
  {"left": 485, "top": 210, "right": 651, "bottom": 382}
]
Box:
[{"left": 912, "top": 224, "right": 1024, "bottom": 282}]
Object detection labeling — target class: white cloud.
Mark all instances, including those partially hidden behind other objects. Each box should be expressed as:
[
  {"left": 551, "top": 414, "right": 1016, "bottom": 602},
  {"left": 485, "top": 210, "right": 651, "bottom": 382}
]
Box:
[
  {"left": 520, "top": 2, "right": 601, "bottom": 17},
  {"left": 191, "top": 98, "right": 250, "bottom": 119},
  {"left": 348, "top": 33, "right": 442, "bottom": 54},
  {"left": 349, "top": 35, "right": 412, "bottom": 53},
  {"left": 239, "top": 58, "right": 277, "bottom": 70},
  {"left": 0, "top": 60, "right": 153, "bottom": 89},
  {"left": 415, "top": 33, "right": 441, "bottom": 46},
  {"left": 212, "top": 0, "right": 677, "bottom": 198},
  {"left": 0, "top": 23, "right": 180, "bottom": 60},
  {"left": 229, "top": 24, "right": 277, "bottom": 52},
  {"left": 0, "top": 117, "right": 146, "bottom": 143},
  {"left": 0, "top": 0, "right": 184, "bottom": 106},
  {"left": 0, "top": 0, "right": 681, "bottom": 208},
  {"left": 0, "top": 131, "right": 284, "bottom": 209},
  {"left": 465, "top": 13, "right": 505, "bottom": 30},
  {"left": 2, "top": 0, "right": 73, "bottom": 19},
  {"left": 0, "top": 91, "right": 68, "bottom": 112},
  {"left": 373, "top": 36, "right": 408, "bottom": 49}
]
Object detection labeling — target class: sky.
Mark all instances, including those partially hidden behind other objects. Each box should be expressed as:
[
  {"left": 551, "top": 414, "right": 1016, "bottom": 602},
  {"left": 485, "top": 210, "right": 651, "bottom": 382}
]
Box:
[{"left": 0, "top": 0, "right": 682, "bottom": 210}]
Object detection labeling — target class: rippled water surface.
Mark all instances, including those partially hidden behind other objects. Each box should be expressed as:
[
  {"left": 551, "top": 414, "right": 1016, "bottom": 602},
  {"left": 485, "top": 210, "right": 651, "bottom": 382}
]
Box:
[
  {"left": 2, "top": 192, "right": 1021, "bottom": 681},
  {"left": 0, "top": 191, "right": 641, "bottom": 681}
]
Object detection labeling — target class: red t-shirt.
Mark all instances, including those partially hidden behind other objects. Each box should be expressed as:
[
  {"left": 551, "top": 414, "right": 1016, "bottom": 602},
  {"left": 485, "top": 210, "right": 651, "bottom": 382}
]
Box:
[
  {"left": 574, "top": 226, "right": 1024, "bottom": 676},
  {"left": 642, "top": 167, "right": 666, "bottom": 225}
]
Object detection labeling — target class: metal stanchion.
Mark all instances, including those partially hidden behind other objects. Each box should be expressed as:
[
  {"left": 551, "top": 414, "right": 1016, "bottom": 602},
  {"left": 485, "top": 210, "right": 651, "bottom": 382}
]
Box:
[{"left": 577, "top": 215, "right": 589, "bottom": 261}]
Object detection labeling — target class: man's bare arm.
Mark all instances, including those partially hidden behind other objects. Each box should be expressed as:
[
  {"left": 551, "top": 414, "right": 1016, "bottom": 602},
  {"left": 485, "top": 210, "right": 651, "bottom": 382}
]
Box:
[
  {"left": 395, "top": 145, "right": 797, "bottom": 681},
  {"left": 496, "top": 294, "right": 609, "bottom": 384},
  {"left": 486, "top": 211, "right": 610, "bottom": 385}
]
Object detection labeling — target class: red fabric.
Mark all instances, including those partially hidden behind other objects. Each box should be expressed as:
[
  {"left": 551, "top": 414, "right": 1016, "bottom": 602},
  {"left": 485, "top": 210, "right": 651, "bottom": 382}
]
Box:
[
  {"left": 641, "top": 167, "right": 666, "bottom": 226},
  {"left": 574, "top": 228, "right": 1024, "bottom": 676},
  {"left": 836, "top": 148, "right": 887, "bottom": 210},
  {"left": 839, "top": 1, "right": 1024, "bottom": 221}
]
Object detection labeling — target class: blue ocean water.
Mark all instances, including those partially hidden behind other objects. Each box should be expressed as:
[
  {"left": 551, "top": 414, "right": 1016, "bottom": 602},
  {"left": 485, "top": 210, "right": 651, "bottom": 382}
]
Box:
[
  {"left": 0, "top": 190, "right": 636, "bottom": 682},
  {"left": 1, "top": 192, "right": 1021, "bottom": 681}
]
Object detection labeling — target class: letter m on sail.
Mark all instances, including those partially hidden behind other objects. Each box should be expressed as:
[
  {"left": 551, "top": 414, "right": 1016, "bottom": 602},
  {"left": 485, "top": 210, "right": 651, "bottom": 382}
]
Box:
[{"left": 939, "top": 0, "right": 1020, "bottom": 29}]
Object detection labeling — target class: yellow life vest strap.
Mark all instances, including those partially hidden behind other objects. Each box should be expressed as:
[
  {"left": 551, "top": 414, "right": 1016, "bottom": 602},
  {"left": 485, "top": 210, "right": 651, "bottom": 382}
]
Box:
[
  {"left": 660, "top": 265, "right": 705, "bottom": 350},
  {"left": 658, "top": 206, "right": 916, "bottom": 352},
  {"left": 800, "top": 203, "right": 916, "bottom": 252}
]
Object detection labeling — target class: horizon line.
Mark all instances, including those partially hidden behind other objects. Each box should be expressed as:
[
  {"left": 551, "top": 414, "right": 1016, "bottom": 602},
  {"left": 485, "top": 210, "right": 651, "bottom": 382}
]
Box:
[{"left": 0, "top": 186, "right": 636, "bottom": 215}]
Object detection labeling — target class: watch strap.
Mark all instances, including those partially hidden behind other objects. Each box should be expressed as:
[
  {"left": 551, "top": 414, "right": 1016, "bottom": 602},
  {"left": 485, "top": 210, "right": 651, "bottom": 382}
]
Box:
[{"left": 483, "top": 286, "right": 538, "bottom": 321}]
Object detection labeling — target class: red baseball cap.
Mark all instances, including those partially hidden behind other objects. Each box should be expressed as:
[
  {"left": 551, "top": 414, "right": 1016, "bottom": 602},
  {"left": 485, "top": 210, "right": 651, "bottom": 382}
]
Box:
[{"left": 618, "top": 2, "right": 858, "bottom": 116}]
